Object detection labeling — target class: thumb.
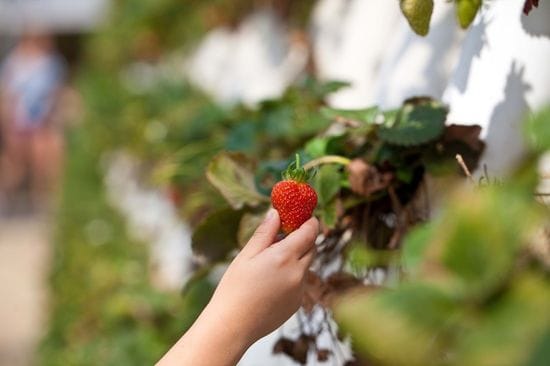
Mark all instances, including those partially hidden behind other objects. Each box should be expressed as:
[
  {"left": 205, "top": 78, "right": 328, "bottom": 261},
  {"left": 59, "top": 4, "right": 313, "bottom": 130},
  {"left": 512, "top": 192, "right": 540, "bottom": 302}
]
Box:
[{"left": 241, "top": 208, "right": 280, "bottom": 257}]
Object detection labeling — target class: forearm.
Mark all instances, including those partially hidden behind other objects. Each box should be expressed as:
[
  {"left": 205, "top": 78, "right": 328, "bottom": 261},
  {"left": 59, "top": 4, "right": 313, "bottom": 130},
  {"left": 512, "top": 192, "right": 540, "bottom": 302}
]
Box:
[{"left": 156, "top": 304, "right": 252, "bottom": 366}]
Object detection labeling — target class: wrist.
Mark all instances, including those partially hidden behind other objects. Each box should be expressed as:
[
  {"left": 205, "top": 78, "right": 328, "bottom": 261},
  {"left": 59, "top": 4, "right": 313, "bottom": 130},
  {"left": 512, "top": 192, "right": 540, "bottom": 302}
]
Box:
[
  {"left": 200, "top": 301, "right": 255, "bottom": 352},
  {"left": 156, "top": 302, "right": 253, "bottom": 366}
]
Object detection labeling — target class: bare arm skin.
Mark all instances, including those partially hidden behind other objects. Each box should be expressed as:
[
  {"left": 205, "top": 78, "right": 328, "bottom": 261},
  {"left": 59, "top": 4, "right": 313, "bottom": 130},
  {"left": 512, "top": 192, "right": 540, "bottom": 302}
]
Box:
[{"left": 157, "top": 209, "right": 318, "bottom": 366}]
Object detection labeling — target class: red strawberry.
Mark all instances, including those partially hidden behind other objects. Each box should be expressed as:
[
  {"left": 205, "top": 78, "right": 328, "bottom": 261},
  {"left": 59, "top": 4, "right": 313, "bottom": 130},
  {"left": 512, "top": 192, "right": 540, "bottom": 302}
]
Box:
[{"left": 271, "top": 154, "right": 318, "bottom": 234}]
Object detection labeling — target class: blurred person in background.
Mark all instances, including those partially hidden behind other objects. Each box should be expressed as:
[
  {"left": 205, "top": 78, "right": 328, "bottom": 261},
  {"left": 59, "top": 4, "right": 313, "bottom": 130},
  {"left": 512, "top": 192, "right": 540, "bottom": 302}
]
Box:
[{"left": 0, "top": 30, "right": 66, "bottom": 215}]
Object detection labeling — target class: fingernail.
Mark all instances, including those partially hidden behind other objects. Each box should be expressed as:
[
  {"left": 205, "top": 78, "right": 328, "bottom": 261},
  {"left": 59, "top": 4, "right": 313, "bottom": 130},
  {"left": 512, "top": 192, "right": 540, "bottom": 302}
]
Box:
[{"left": 264, "top": 208, "right": 276, "bottom": 222}]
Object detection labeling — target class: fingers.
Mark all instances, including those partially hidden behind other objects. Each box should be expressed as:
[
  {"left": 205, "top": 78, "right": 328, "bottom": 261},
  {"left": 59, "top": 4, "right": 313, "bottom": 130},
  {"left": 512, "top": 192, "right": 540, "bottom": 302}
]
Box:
[
  {"left": 278, "top": 217, "right": 319, "bottom": 259},
  {"left": 241, "top": 208, "right": 280, "bottom": 257}
]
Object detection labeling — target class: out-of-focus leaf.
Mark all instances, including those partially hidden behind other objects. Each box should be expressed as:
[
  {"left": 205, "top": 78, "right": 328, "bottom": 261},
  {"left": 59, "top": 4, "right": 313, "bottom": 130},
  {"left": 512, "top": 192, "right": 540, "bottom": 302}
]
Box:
[
  {"left": 525, "top": 105, "right": 550, "bottom": 152},
  {"left": 237, "top": 208, "right": 269, "bottom": 247},
  {"left": 206, "top": 152, "right": 269, "bottom": 209},
  {"left": 192, "top": 208, "right": 244, "bottom": 262},
  {"left": 312, "top": 164, "right": 342, "bottom": 228},
  {"left": 304, "top": 137, "right": 329, "bottom": 158},
  {"left": 263, "top": 104, "right": 294, "bottom": 138},
  {"left": 456, "top": 273, "right": 550, "bottom": 366},
  {"left": 402, "top": 223, "right": 435, "bottom": 276},
  {"left": 527, "top": 328, "right": 550, "bottom": 366},
  {"left": 321, "top": 106, "right": 379, "bottom": 124},
  {"left": 346, "top": 242, "right": 398, "bottom": 275},
  {"left": 378, "top": 102, "right": 447, "bottom": 146},
  {"left": 313, "top": 165, "right": 342, "bottom": 206},
  {"left": 314, "top": 80, "right": 351, "bottom": 97},
  {"left": 456, "top": 0, "right": 482, "bottom": 29},
  {"left": 336, "top": 282, "right": 456, "bottom": 366},
  {"left": 181, "top": 264, "right": 213, "bottom": 295},
  {"left": 255, "top": 159, "right": 292, "bottom": 196},
  {"left": 422, "top": 187, "right": 541, "bottom": 300},
  {"left": 347, "top": 243, "right": 371, "bottom": 274},
  {"left": 396, "top": 167, "right": 414, "bottom": 183},
  {"left": 225, "top": 121, "right": 257, "bottom": 152},
  {"left": 400, "top": 0, "right": 434, "bottom": 36},
  {"left": 317, "top": 198, "right": 338, "bottom": 229}
]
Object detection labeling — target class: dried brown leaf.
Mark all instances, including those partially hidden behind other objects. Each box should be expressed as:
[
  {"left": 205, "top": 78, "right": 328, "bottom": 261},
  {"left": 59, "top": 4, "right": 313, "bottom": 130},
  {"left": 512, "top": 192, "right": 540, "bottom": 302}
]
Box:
[
  {"left": 348, "top": 159, "right": 393, "bottom": 197},
  {"left": 317, "top": 348, "right": 331, "bottom": 362},
  {"left": 523, "top": 0, "right": 539, "bottom": 15},
  {"left": 303, "top": 271, "right": 368, "bottom": 310},
  {"left": 273, "top": 335, "right": 314, "bottom": 365},
  {"left": 443, "top": 124, "right": 484, "bottom": 153}
]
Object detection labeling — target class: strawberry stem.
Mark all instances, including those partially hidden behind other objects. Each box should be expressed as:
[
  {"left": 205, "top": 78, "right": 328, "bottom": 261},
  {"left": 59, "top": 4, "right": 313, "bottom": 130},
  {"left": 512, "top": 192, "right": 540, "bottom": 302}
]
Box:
[
  {"left": 303, "top": 155, "right": 351, "bottom": 171},
  {"left": 282, "top": 153, "right": 310, "bottom": 182}
]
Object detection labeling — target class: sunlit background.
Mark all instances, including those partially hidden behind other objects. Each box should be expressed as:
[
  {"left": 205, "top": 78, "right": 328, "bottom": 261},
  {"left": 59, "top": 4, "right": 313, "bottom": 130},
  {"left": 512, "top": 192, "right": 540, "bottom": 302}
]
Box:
[{"left": 0, "top": 0, "right": 549, "bottom": 365}]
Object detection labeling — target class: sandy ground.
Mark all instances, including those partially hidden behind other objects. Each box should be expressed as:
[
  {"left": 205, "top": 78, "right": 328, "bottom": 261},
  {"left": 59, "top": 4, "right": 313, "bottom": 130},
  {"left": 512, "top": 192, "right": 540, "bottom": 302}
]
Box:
[{"left": 0, "top": 215, "right": 51, "bottom": 366}]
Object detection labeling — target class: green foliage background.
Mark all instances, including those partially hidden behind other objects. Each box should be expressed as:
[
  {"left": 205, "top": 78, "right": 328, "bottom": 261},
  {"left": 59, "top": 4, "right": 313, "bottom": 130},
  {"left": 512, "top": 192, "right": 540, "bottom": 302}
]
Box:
[
  {"left": 39, "top": 126, "right": 214, "bottom": 366},
  {"left": 39, "top": 0, "right": 549, "bottom": 365},
  {"left": 336, "top": 107, "right": 550, "bottom": 366}
]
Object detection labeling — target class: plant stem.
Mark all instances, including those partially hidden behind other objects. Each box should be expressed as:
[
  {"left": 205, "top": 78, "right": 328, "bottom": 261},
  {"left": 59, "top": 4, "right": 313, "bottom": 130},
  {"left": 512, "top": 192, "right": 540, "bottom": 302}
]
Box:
[
  {"left": 455, "top": 154, "right": 475, "bottom": 184},
  {"left": 303, "top": 155, "right": 351, "bottom": 171}
]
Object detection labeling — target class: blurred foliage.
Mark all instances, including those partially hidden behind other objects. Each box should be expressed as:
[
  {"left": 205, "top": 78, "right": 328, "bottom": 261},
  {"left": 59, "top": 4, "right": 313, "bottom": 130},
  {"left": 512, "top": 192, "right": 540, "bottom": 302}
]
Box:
[
  {"left": 194, "top": 95, "right": 484, "bottom": 364},
  {"left": 39, "top": 128, "right": 214, "bottom": 365},
  {"left": 41, "top": 0, "right": 550, "bottom": 364},
  {"left": 79, "top": 61, "right": 344, "bottom": 223},
  {"left": 41, "top": 0, "right": 332, "bottom": 363},
  {"left": 197, "top": 96, "right": 483, "bottom": 264},
  {"left": 87, "top": 0, "right": 316, "bottom": 69},
  {"left": 335, "top": 107, "right": 550, "bottom": 366}
]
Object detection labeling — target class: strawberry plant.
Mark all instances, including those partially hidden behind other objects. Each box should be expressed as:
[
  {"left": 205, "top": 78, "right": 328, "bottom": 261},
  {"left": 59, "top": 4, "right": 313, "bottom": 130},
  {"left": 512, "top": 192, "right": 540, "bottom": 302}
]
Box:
[
  {"left": 190, "top": 95, "right": 485, "bottom": 364},
  {"left": 42, "top": 0, "right": 549, "bottom": 364},
  {"left": 336, "top": 107, "right": 550, "bottom": 366}
]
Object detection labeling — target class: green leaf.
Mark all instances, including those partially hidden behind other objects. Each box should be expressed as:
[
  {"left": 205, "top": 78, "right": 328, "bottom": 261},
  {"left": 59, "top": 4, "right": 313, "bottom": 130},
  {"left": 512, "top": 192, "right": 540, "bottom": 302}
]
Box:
[
  {"left": 237, "top": 208, "right": 269, "bottom": 247},
  {"left": 192, "top": 208, "right": 244, "bottom": 262},
  {"left": 396, "top": 167, "right": 414, "bottom": 183},
  {"left": 304, "top": 137, "right": 329, "bottom": 159},
  {"left": 422, "top": 187, "right": 541, "bottom": 300},
  {"left": 402, "top": 223, "right": 435, "bottom": 276},
  {"left": 525, "top": 105, "right": 550, "bottom": 152},
  {"left": 313, "top": 80, "right": 351, "bottom": 97},
  {"left": 317, "top": 198, "right": 338, "bottom": 229},
  {"left": 336, "top": 282, "right": 456, "bottom": 366},
  {"left": 206, "top": 152, "right": 269, "bottom": 209},
  {"left": 312, "top": 165, "right": 342, "bottom": 206},
  {"left": 456, "top": 273, "right": 550, "bottom": 366},
  {"left": 456, "top": 0, "right": 482, "bottom": 29},
  {"left": 400, "top": 0, "right": 434, "bottom": 36},
  {"left": 378, "top": 103, "right": 447, "bottom": 146},
  {"left": 346, "top": 242, "right": 399, "bottom": 275},
  {"left": 224, "top": 121, "right": 257, "bottom": 152},
  {"left": 312, "top": 165, "right": 342, "bottom": 229},
  {"left": 181, "top": 264, "right": 214, "bottom": 295},
  {"left": 320, "top": 106, "right": 379, "bottom": 124},
  {"left": 528, "top": 328, "right": 550, "bottom": 366}
]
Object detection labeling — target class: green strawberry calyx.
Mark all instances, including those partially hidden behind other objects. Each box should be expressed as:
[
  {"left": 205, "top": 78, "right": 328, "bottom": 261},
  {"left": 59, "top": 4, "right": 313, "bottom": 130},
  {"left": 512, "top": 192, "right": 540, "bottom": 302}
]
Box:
[{"left": 282, "top": 154, "right": 313, "bottom": 183}]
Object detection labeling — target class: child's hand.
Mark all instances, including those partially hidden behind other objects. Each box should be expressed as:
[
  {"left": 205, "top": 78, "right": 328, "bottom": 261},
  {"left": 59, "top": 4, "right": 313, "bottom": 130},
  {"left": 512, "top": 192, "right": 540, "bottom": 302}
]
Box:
[
  {"left": 208, "top": 208, "right": 318, "bottom": 342},
  {"left": 157, "top": 209, "right": 319, "bottom": 366}
]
